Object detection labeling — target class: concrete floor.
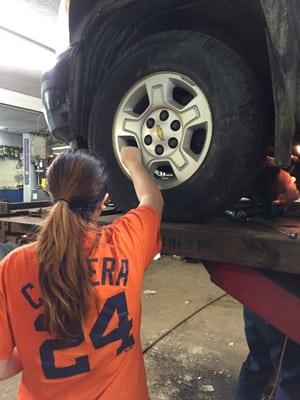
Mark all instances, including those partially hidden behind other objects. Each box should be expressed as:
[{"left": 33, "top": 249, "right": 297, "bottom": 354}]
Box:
[{"left": 0, "top": 257, "right": 248, "bottom": 400}]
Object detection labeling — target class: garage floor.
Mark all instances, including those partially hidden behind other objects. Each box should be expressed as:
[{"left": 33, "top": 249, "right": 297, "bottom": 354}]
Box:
[{"left": 0, "top": 257, "right": 248, "bottom": 400}]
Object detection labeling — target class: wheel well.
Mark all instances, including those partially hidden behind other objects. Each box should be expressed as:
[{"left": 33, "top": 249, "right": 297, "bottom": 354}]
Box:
[
  {"left": 137, "top": 0, "right": 274, "bottom": 135},
  {"left": 79, "top": 0, "right": 274, "bottom": 146},
  {"left": 122, "top": 0, "right": 271, "bottom": 87}
]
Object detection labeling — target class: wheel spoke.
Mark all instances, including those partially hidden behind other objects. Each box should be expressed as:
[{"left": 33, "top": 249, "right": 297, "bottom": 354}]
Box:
[
  {"left": 180, "top": 105, "right": 200, "bottom": 127},
  {"left": 146, "top": 76, "right": 174, "bottom": 108},
  {"left": 168, "top": 149, "right": 187, "bottom": 170},
  {"left": 114, "top": 112, "right": 143, "bottom": 142},
  {"left": 180, "top": 95, "right": 211, "bottom": 128},
  {"left": 170, "top": 149, "right": 199, "bottom": 182},
  {"left": 143, "top": 152, "right": 158, "bottom": 170},
  {"left": 123, "top": 117, "right": 142, "bottom": 136}
]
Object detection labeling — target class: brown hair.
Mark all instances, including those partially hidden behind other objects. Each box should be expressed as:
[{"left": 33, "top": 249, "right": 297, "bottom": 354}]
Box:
[
  {"left": 37, "top": 149, "right": 108, "bottom": 340},
  {"left": 253, "top": 166, "right": 285, "bottom": 204}
]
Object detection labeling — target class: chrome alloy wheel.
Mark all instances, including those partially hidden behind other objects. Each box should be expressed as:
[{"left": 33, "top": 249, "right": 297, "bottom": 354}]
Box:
[{"left": 113, "top": 72, "right": 213, "bottom": 189}]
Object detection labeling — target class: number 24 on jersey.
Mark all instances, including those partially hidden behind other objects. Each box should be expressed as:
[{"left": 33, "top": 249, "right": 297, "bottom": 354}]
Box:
[{"left": 34, "top": 291, "right": 135, "bottom": 379}]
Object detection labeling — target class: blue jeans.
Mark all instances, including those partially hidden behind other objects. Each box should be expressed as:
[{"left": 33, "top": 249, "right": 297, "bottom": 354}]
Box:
[{"left": 235, "top": 308, "right": 300, "bottom": 400}]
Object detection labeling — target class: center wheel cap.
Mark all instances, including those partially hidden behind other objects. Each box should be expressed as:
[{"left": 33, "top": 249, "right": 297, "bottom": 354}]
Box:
[{"left": 142, "top": 108, "right": 182, "bottom": 157}]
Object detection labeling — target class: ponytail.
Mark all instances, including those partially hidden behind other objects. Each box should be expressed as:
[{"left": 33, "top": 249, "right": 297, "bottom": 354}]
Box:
[
  {"left": 37, "top": 149, "right": 107, "bottom": 340},
  {"left": 37, "top": 200, "right": 95, "bottom": 340}
]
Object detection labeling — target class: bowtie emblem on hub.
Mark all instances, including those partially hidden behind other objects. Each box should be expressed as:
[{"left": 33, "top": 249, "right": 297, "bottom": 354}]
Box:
[{"left": 156, "top": 125, "right": 165, "bottom": 141}]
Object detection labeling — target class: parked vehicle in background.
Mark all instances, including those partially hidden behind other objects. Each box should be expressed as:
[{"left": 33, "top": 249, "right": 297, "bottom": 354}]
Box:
[{"left": 42, "top": 0, "right": 300, "bottom": 221}]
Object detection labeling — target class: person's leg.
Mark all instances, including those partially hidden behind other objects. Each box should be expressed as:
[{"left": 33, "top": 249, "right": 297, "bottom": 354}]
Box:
[
  {"left": 248, "top": 314, "right": 300, "bottom": 400},
  {"left": 235, "top": 308, "right": 274, "bottom": 400},
  {"left": 270, "top": 338, "right": 300, "bottom": 400}
]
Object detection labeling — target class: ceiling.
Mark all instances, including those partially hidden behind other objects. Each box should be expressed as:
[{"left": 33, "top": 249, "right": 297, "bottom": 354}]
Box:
[
  {"left": 0, "top": 0, "right": 61, "bottom": 134},
  {"left": 0, "top": 0, "right": 60, "bottom": 49},
  {"left": 0, "top": 65, "right": 43, "bottom": 99},
  {"left": 0, "top": 104, "right": 47, "bottom": 134}
]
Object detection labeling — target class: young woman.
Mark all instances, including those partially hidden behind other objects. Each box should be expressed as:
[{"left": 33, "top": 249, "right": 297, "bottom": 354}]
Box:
[{"left": 0, "top": 146, "right": 163, "bottom": 400}]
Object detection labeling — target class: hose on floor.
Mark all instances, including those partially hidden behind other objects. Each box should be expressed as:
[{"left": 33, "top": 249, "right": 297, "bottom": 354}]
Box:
[{"left": 268, "top": 336, "right": 288, "bottom": 400}]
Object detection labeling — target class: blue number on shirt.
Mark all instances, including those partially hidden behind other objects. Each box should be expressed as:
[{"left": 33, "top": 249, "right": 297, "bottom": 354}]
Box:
[
  {"left": 34, "top": 291, "right": 135, "bottom": 379},
  {"left": 90, "top": 291, "right": 135, "bottom": 355},
  {"left": 34, "top": 314, "right": 90, "bottom": 379}
]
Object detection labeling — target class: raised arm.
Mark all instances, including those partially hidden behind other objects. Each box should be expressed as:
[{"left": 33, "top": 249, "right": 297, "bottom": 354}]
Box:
[{"left": 120, "top": 146, "right": 164, "bottom": 216}]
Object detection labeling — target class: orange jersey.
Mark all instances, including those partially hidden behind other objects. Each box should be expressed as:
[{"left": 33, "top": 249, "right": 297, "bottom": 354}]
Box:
[{"left": 0, "top": 205, "right": 161, "bottom": 400}]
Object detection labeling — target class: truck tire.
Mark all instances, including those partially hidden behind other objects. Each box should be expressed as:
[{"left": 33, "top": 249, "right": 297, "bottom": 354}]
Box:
[{"left": 89, "top": 31, "right": 268, "bottom": 221}]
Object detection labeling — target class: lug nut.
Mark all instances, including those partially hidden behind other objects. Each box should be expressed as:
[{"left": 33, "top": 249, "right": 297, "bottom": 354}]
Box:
[
  {"left": 144, "top": 135, "right": 152, "bottom": 145},
  {"left": 171, "top": 120, "right": 181, "bottom": 131},
  {"left": 155, "top": 145, "right": 164, "bottom": 156},
  {"left": 146, "top": 118, "right": 155, "bottom": 129},
  {"left": 159, "top": 110, "right": 169, "bottom": 121},
  {"left": 169, "top": 138, "right": 178, "bottom": 149}
]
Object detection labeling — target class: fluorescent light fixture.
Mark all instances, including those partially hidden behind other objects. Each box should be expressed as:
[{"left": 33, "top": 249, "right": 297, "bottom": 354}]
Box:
[
  {"left": 51, "top": 145, "right": 70, "bottom": 151},
  {"left": 0, "top": 28, "right": 55, "bottom": 72},
  {"left": 0, "top": 88, "right": 42, "bottom": 111}
]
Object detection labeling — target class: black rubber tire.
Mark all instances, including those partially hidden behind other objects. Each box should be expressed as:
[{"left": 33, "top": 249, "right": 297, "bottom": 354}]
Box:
[{"left": 89, "top": 31, "right": 268, "bottom": 222}]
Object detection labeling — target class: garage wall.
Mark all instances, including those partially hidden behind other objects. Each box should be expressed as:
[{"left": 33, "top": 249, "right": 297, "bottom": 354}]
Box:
[
  {"left": 0, "top": 159, "right": 22, "bottom": 188},
  {"left": 0, "top": 132, "right": 46, "bottom": 188},
  {"left": 0, "top": 132, "right": 22, "bottom": 188},
  {"left": 0, "top": 131, "right": 46, "bottom": 153},
  {"left": 0, "top": 131, "right": 22, "bottom": 147},
  {"left": 30, "top": 135, "right": 46, "bottom": 158}
]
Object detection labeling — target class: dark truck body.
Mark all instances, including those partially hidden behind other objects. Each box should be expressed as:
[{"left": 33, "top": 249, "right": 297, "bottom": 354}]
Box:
[{"left": 42, "top": 0, "right": 300, "bottom": 166}]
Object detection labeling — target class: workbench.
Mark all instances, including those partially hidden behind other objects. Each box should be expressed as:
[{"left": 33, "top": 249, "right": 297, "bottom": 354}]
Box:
[{"left": 1, "top": 208, "right": 300, "bottom": 344}]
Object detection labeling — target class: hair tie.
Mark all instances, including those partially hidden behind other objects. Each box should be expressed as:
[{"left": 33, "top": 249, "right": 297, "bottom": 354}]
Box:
[
  {"left": 69, "top": 185, "right": 108, "bottom": 212},
  {"left": 57, "top": 198, "right": 70, "bottom": 205}
]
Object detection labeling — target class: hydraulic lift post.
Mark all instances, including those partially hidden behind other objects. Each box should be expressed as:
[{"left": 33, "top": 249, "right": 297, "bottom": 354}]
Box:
[{"left": 206, "top": 262, "right": 300, "bottom": 345}]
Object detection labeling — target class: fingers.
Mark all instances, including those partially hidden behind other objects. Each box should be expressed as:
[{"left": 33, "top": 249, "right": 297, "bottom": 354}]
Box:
[
  {"left": 120, "top": 146, "right": 143, "bottom": 169},
  {"left": 119, "top": 138, "right": 139, "bottom": 149}
]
